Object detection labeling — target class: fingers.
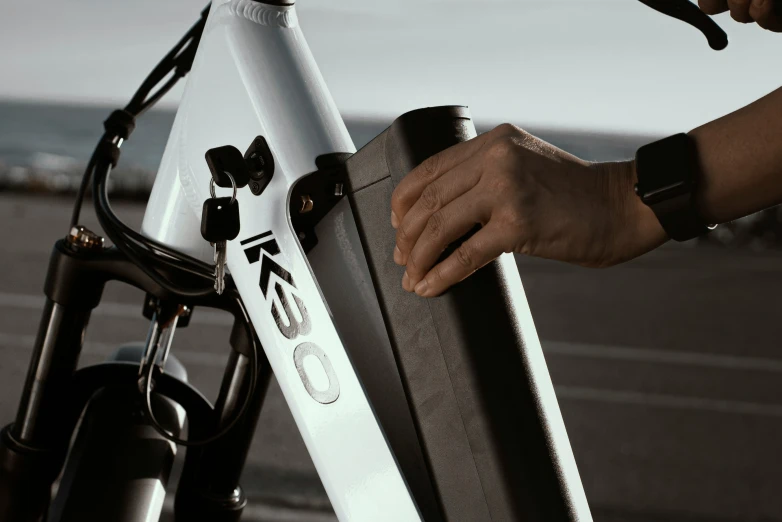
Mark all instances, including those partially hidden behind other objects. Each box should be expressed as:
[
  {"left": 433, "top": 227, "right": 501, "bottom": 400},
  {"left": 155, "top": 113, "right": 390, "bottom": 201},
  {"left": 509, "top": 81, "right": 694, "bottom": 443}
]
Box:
[
  {"left": 394, "top": 156, "right": 483, "bottom": 265},
  {"left": 401, "top": 191, "right": 490, "bottom": 290},
  {"left": 750, "top": 0, "right": 782, "bottom": 30},
  {"left": 390, "top": 124, "right": 517, "bottom": 229},
  {"left": 699, "top": 0, "right": 729, "bottom": 13},
  {"left": 727, "top": 0, "right": 754, "bottom": 22},
  {"left": 700, "top": 0, "right": 781, "bottom": 28},
  {"left": 390, "top": 133, "right": 491, "bottom": 229},
  {"left": 411, "top": 222, "right": 508, "bottom": 298}
]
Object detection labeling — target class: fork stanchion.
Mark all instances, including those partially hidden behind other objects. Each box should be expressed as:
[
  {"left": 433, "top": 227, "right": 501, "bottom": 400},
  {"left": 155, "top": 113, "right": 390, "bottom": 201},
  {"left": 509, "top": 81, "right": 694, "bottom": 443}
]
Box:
[{"left": 174, "top": 320, "right": 272, "bottom": 522}]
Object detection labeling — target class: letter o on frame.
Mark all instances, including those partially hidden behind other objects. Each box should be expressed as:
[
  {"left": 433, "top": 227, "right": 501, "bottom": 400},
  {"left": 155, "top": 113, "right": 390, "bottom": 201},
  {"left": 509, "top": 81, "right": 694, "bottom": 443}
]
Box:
[{"left": 293, "top": 342, "right": 340, "bottom": 404}]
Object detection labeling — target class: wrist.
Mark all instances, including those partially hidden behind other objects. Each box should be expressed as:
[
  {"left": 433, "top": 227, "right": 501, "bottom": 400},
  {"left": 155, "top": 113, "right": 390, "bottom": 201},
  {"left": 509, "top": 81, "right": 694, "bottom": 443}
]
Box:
[
  {"left": 634, "top": 133, "right": 715, "bottom": 242},
  {"left": 600, "top": 159, "right": 668, "bottom": 259}
]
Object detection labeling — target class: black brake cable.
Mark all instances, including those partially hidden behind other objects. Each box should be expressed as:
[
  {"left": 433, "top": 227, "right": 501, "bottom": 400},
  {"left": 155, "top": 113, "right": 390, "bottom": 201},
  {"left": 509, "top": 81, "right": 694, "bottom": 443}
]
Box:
[
  {"left": 93, "top": 157, "right": 215, "bottom": 298},
  {"left": 70, "top": 4, "right": 208, "bottom": 229},
  {"left": 78, "top": 5, "right": 217, "bottom": 294},
  {"left": 69, "top": 4, "right": 263, "bottom": 445}
]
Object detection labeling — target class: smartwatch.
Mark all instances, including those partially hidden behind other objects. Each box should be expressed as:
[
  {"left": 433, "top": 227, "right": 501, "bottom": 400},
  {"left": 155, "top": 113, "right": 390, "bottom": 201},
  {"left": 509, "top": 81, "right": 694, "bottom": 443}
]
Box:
[{"left": 634, "top": 133, "right": 713, "bottom": 242}]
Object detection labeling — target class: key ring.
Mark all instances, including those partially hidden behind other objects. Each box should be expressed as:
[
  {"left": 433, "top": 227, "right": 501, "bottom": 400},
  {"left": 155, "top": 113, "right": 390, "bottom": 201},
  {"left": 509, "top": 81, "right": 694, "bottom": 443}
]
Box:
[{"left": 209, "top": 171, "right": 237, "bottom": 204}]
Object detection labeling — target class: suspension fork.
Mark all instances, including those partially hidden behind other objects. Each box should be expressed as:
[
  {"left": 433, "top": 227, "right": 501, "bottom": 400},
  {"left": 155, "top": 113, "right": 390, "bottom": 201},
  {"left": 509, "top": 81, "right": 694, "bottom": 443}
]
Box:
[
  {"left": 0, "top": 299, "right": 93, "bottom": 522},
  {"left": 0, "top": 229, "right": 105, "bottom": 522},
  {"left": 0, "top": 226, "right": 267, "bottom": 522}
]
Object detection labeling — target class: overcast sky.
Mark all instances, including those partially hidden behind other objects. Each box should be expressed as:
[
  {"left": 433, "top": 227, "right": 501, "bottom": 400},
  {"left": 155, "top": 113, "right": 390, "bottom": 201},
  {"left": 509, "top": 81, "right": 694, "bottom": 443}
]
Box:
[{"left": 0, "top": 0, "right": 780, "bottom": 135}]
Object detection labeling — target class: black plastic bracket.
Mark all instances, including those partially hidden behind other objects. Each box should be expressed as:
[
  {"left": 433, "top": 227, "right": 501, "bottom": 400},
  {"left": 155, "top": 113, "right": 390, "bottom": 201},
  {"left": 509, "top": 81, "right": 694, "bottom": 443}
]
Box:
[
  {"left": 142, "top": 292, "right": 194, "bottom": 328},
  {"left": 288, "top": 153, "right": 352, "bottom": 253}
]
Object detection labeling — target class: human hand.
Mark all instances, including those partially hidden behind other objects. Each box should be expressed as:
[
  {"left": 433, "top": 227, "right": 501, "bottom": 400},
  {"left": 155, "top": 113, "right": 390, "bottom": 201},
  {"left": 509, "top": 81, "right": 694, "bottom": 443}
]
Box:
[
  {"left": 699, "top": 0, "right": 782, "bottom": 31},
  {"left": 390, "top": 124, "right": 668, "bottom": 297}
]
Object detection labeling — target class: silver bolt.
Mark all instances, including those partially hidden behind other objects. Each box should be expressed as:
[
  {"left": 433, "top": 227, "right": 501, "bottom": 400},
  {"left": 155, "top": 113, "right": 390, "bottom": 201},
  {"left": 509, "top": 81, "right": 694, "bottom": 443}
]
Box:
[
  {"left": 67, "top": 226, "right": 104, "bottom": 251},
  {"left": 300, "top": 194, "right": 314, "bottom": 214}
]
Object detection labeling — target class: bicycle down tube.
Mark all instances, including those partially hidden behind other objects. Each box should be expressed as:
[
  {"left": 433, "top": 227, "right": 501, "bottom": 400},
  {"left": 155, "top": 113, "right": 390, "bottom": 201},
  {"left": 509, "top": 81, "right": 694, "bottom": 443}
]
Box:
[
  {"left": 139, "top": 1, "right": 591, "bottom": 520},
  {"left": 141, "top": 1, "right": 421, "bottom": 520}
]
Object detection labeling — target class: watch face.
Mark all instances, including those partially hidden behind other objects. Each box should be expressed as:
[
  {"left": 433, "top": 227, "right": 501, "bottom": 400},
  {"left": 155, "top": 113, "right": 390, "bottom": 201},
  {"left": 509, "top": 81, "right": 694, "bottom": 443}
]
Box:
[{"left": 636, "top": 133, "right": 696, "bottom": 205}]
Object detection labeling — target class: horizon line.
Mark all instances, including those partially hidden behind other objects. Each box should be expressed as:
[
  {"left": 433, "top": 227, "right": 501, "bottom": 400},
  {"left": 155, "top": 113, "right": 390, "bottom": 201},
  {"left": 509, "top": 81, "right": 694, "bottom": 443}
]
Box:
[{"left": 0, "top": 95, "right": 662, "bottom": 141}]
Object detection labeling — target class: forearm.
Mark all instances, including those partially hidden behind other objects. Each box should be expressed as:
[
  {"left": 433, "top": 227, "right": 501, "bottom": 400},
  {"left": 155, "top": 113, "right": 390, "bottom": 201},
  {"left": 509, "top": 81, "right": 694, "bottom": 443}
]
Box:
[{"left": 689, "top": 86, "right": 782, "bottom": 224}]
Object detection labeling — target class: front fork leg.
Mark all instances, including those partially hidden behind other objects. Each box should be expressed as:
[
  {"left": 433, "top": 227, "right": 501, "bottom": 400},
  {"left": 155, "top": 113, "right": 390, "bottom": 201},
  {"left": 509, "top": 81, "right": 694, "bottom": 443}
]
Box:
[
  {"left": 0, "top": 235, "right": 104, "bottom": 522},
  {"left": 175, "top": 320, "right": 273, "bottom": 522},
  {"left": 0, "top": 298, "right": 93, "bottom": 522}
]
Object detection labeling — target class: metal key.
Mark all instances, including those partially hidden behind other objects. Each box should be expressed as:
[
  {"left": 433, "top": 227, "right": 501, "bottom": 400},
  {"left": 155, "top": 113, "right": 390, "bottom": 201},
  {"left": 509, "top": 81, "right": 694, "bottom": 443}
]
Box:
[
  {"left": 213, "top": 239, "right": 227, "bottom": 294},
  {"left": 201, "top": 175, "right": 240, "bottom": 295}
]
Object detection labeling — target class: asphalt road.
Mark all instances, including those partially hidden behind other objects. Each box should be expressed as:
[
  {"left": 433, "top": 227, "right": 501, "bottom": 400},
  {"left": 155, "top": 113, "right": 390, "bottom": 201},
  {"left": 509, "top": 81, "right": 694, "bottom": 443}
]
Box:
[{"left": 1, "top": 193, "right": 781, "bottom": 522}]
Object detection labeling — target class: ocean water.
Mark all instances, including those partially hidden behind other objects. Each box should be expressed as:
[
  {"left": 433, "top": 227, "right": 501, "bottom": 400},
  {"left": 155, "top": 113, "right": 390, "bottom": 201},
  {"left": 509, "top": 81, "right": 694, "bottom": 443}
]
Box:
[
  {"left": 0, "top": 100, "right": 386, "bottom": 173},
  {"left": 0, "top": 99, "right": 655, "bottom": 174},
  {"left": 0, "top": 100, "right": 390, "bottom": 196},
  {"left": 0, "top": 99, "right": 779, "bottom": 247}
]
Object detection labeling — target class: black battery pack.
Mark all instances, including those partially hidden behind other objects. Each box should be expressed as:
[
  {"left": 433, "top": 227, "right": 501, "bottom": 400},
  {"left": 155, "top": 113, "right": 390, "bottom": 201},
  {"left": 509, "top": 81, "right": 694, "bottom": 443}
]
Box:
[{"left": 341, "top": 106, "right": 590, "bottom": 522}]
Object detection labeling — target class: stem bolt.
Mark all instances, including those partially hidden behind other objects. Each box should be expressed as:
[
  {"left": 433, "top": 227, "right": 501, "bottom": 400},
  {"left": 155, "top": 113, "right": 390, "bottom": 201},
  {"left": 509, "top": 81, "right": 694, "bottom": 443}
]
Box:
[{"left": 67, "top": 226, "right": 104, "bottom": 251}]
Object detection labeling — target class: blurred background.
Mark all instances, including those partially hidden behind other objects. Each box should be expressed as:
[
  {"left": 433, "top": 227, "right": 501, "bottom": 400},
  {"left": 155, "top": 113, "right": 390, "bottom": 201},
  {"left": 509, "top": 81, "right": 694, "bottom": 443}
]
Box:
[{"left": 1, "top": 1, "right": 781, "bottom": 521}]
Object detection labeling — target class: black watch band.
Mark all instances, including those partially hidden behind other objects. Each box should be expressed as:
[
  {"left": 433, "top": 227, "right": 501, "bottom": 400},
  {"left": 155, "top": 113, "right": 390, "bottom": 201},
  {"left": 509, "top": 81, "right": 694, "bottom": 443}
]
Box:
[{"left": 634, "top": 133, "right": 712, "bottom": 242}]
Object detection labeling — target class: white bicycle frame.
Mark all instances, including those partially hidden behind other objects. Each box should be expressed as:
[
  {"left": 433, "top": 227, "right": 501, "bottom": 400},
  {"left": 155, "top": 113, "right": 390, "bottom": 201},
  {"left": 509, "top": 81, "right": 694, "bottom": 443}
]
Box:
[{"left": 140, "top": 1, "right": 589, "bottom": 520}]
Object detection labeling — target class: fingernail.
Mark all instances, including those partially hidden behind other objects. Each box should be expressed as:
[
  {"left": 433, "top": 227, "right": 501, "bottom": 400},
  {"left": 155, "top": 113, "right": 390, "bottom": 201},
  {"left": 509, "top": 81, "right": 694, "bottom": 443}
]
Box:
[
  {"left": 753, "top": 0, "right": 765, "bottom": 7},
  {"left": 393, "top": 245, "right": 403, "bottom": 265},
  {"left": 402, "top": 271, "right": 410, "bottom": 291},
  {"left": 414, "top": 279, "right": 429, "bottom": 296},
  {"left": 391, "top": 211, "right": 399, "bottom": 229}
]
